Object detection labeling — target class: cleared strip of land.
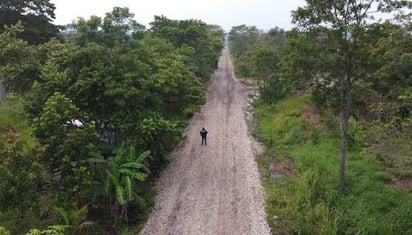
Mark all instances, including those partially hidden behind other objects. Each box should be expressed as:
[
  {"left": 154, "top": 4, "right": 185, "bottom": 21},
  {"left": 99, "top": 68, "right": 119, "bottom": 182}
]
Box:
[{"left": 140, "top": 49, "right": 270, "bottom": 235}]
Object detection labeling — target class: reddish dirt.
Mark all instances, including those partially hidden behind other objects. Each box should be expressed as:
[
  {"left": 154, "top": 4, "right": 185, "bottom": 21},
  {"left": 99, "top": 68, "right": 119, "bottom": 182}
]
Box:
[
  {"left": 140, "top": 49, "right": 270, "bottom": 235},
  {"left": 300, "top": 106, "right": 320, "bottom": 126},
  {"left": 388, "top": 177, "right": 412, "bottom": 193}
]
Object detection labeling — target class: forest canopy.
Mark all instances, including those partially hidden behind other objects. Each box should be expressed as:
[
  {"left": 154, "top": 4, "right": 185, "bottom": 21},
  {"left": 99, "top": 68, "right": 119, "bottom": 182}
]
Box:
[{"left": 0, "top": 3, "right": 223, "bottom": 233}]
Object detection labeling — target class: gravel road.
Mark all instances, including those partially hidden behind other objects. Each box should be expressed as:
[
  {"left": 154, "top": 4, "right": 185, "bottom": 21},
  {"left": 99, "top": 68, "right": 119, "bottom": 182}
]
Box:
[{"left": 140, "top": 49, "right": 270, "bottom": 235}]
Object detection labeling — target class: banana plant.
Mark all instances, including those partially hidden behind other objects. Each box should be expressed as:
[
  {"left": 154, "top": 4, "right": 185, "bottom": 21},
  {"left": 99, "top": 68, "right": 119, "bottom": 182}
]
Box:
[
  {"left": 52, "top": 204, "right": 89, "bottom": 234},
  {"left": 89, "top": 142, "right": 150, "bottom": 224}
]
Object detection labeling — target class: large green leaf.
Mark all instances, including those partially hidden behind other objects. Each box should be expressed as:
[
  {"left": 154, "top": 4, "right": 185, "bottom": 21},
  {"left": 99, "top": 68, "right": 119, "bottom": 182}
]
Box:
[
  {"left": 115, "top": 186, "right": 126, "bottom": 205},
  {"left": 121, "top": 162, "right": 145, "bottom": 170},
  {"left": 124, "top": 176, "right": 134, "bottom": 202}
]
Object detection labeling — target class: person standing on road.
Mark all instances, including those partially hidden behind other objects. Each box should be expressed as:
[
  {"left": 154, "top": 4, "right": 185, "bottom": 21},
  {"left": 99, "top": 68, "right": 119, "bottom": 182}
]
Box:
[{"left": 200, "top": 127, "right": 208, "bottom": 145}]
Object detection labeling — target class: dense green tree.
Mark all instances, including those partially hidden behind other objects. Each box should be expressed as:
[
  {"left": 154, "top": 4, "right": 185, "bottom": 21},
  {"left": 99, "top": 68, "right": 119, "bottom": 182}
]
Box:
[
  {"left": 69, "top": 16, "right": 104, "bottom": 46},
  {"left": 71, "top": 7, "right": 144, "bottom": 48},
  {"left": 248, "top": 43, "right": 278, "bottom": 98},
  {"left": 249, "top": 27, "right": 286, "bottom": 100},
  {"left": 228, "top": 25, "right": 261, "bottom": 58},
  {"left": 26, "top": 9, "right": 207, "bottom": 170},
  {"left": 1, "top": 6, "right": 224, "bottom": 229},
  {"left": 291, "top": 0, "right": 411, "bottom": 191},
  {"left": 32, "top": 92, "right": 98, "bottom": 199},
  {"left": 364, "top": 22, "right": 412, "bottom": 98},
  {"left": 265, "top": 27, "right": 286, "bottom": 48},
  {"left": 228, "top": 25, "right": 262, "bottom": 77},
  {"left": 150, "top": 16, "right": 223, "bottom": 80},
  {"left": 105, "top": 35, "right": 204, "bottom": 164},
  {"left": 0, "top": 0, "right": 59, "bottom": 44},
  {"left": 228, "top": 25, "right": 288, "bottom": 100},
  {"left": 0, "top": 133, "right": 39, "bottom": 211},
  {"left": 274, "top": 29, "right": 327, "bottom": 104},
  {"left": 339, "top": 21, "right": 412, "bottom": 120},
  {"left": 0, "top": 23, "right": 39, "bottom": 95},
  {"left": 102, "top": 7, "right": 145, "bottom": 47}
]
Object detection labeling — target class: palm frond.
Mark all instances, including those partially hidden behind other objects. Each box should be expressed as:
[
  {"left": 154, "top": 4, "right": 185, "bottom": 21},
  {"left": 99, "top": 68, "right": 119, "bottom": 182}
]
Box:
[
  {"left": 119, "top": 168, "right": 135, "bottom": 176},
  {"left": 114, "top": 142, "right": 128, "bottom": 161},
  {"left": 115, "top": 186, "right": 126, "bottom": 205},
  {"left": 72, "top": 204, "right": 88, "bottom": 227},
  {"left": 127, "top": 145, "right": 136, "bottom": 160},
  {"left": 53, "top": 206, "right": 70, "bottom": 225},
  {"left": 137, "top": 150, "right": 151, "bottom": 162},
  {"left": 121, "top": 162, "right": 145, "bottom": 170},
  {"left": 133, "top": 172, "right": 148, "bottom": 181},
  {"left": 107, "top": 170, "right": 121, "bottom": 186},
  {"left": 104, "top": 174, "right": 111, "bottom": 196},
  {"left": 124, "top": 176, "right": 134, "bottom": 202}
]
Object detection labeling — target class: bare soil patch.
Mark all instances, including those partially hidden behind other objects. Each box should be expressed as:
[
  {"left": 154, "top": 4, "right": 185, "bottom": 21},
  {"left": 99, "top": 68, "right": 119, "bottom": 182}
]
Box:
[{"left": 300, "top": 106, "right": 320, "bottom": 126}]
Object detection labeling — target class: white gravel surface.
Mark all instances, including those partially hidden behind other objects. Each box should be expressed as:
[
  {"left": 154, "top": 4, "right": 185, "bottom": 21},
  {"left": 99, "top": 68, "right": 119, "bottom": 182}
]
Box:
[{"left": 139, "top": 49, "right": 271, "bottom": 235}]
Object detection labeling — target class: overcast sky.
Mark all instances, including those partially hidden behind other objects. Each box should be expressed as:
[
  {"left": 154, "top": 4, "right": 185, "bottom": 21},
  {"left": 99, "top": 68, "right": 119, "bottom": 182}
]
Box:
[{"left": 50, "top": 0, "right": 307, "bottom": 31}]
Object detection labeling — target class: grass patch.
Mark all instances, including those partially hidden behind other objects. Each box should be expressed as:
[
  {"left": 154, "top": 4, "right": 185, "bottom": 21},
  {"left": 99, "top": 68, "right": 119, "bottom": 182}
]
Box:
[
  {"left": 364, "top": 123, "right": 412, "bottom": 191},
  {"left": 255, "top": 94, "right": 412, "bottom": 234},
  {"left": 0, "top": 95, "right": 35, "bottom": 147}
]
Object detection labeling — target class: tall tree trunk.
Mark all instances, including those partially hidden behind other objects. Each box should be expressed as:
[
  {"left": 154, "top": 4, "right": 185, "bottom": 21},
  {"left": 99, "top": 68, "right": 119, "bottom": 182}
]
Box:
[
  {"left": 339, "top": 109, "right": 349, "bottom": 192},
  {"left": 0, "top": 85, "right": 6, "bottom": 103},
  {"left": 339, "top": 72, "right": 352, "bottom": 192},
  {"left": 0, "top": 75, "right": 6, "bottom": 103}
]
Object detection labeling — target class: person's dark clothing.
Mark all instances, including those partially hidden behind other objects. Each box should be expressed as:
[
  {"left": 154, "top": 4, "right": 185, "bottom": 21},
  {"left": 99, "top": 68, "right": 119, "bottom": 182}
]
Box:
[
  {"left": 200, "top": 128, "right": 208, "bottom": 145},
  {"left": 378, "top": 109, "right": 386, "bottom": 122}
]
